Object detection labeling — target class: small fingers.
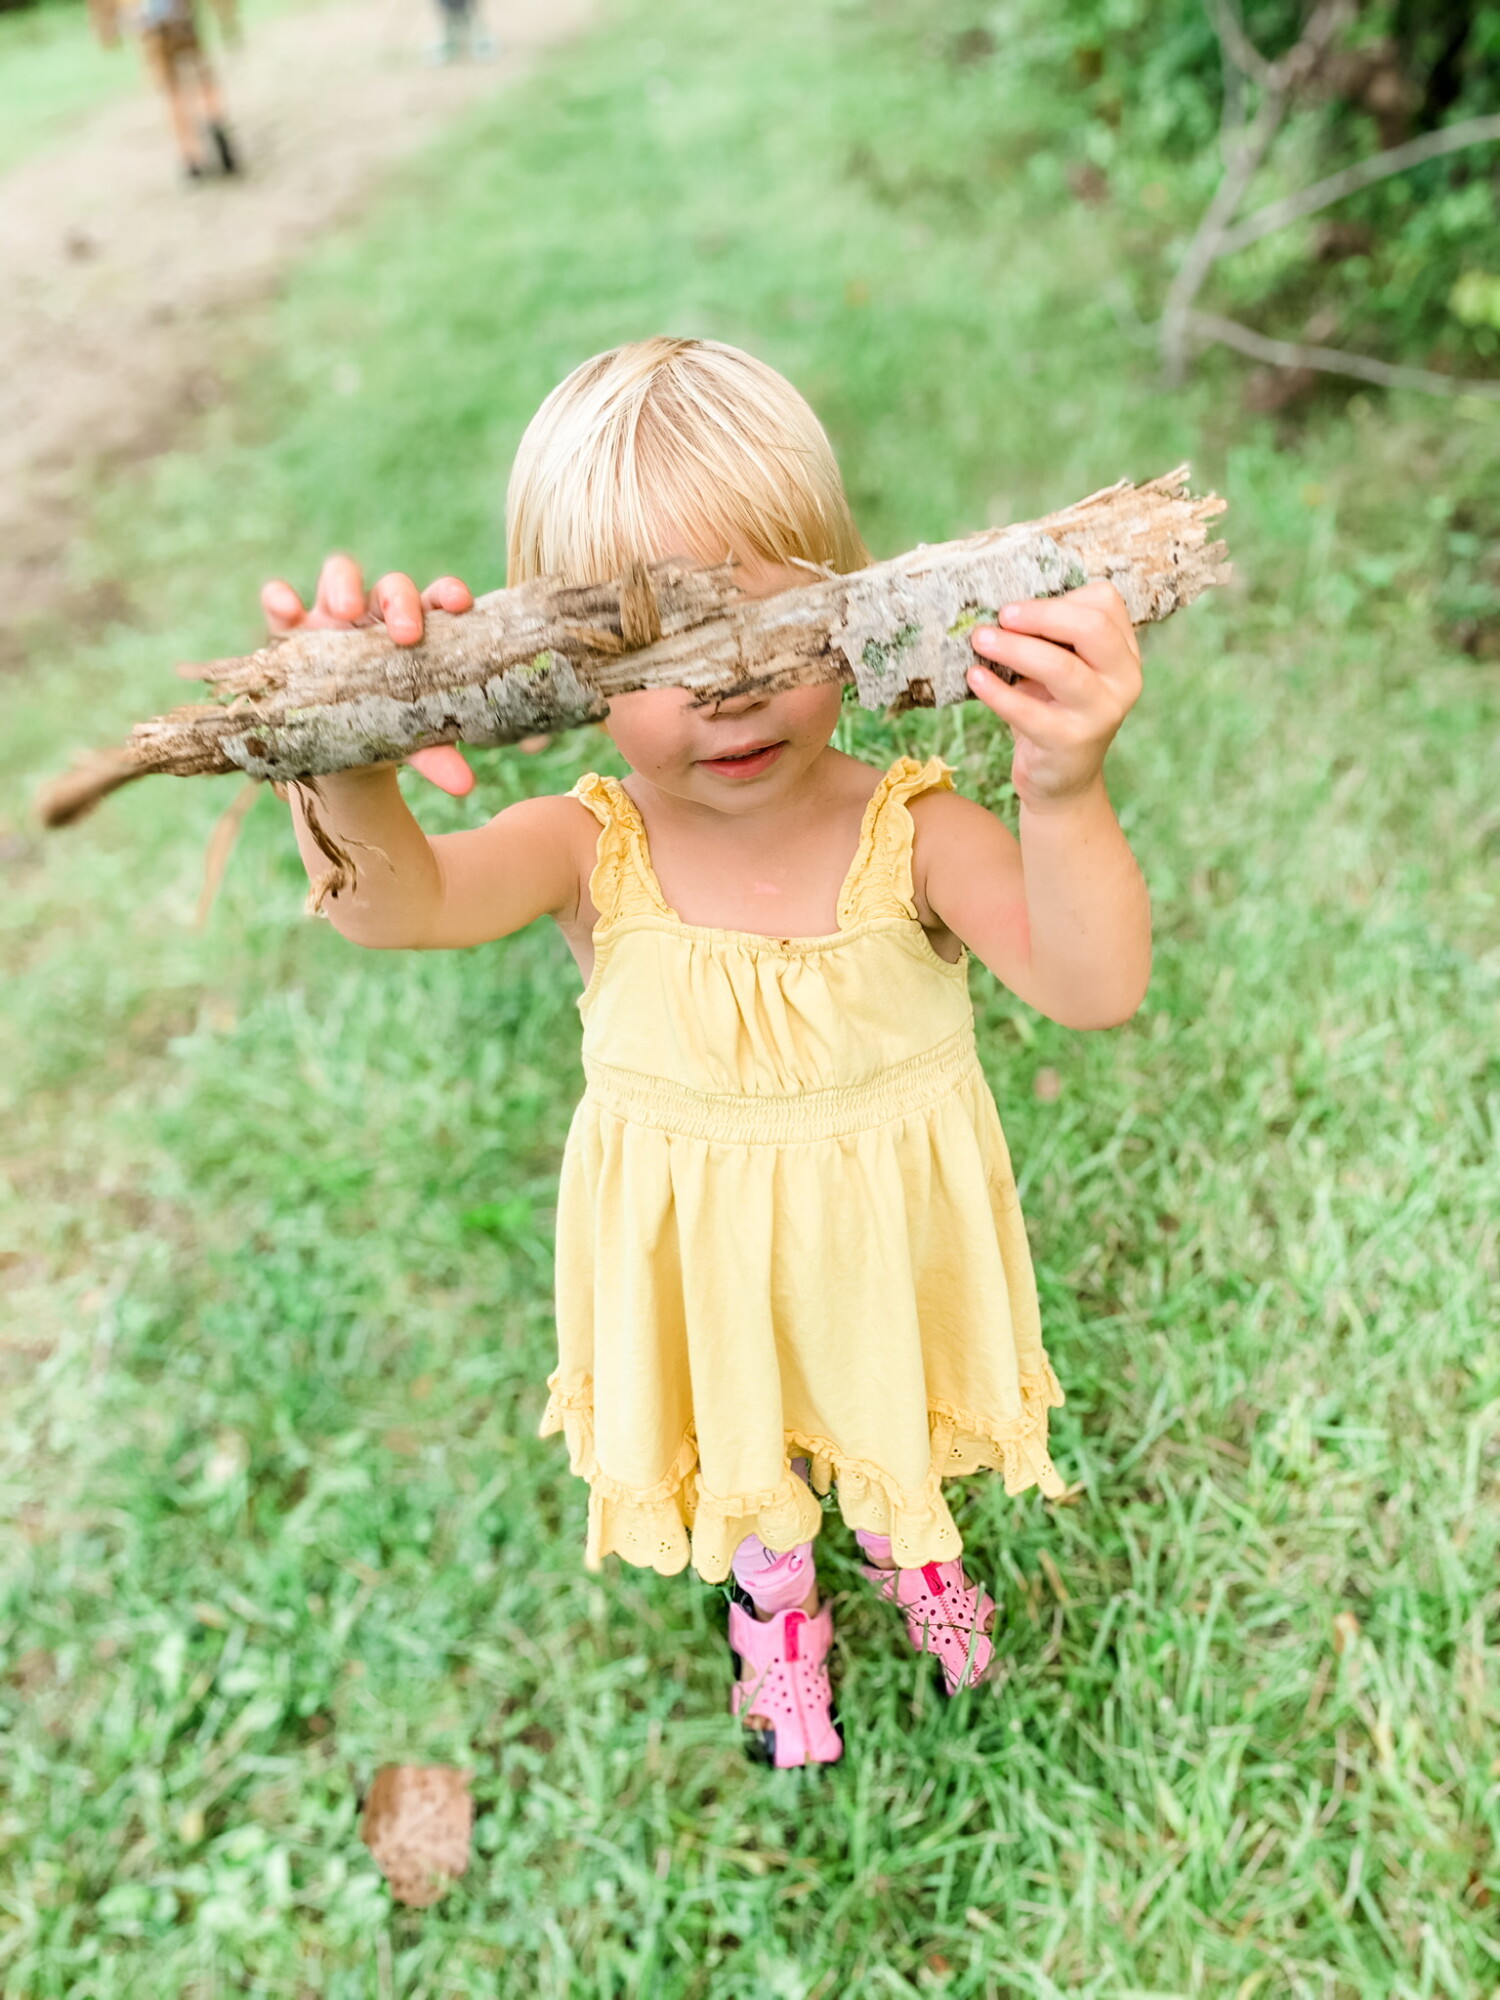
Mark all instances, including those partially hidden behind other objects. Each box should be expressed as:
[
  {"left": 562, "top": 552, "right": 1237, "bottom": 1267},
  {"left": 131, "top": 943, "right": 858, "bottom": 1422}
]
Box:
[
  {"left": 372, "top": 571, "right": 425, "bottom": 645},
  {"left": 1076, "top": 581, "right": 1139, "bottom": 658},
  {"left": 1069, "top": 579, "right": 1135, "bottom": 622},
  {"left": 261, "top": 578, "right": 306, "bottom": 636},
  {"left": 991, "top": 592, "right": 1139, "bottom": 677},
  {"left": 970, "top": 627, "right": 1091, "bottom": 704},
  {"left": 314, "top": 553, "right": 368, "bottom": 625},
  {"left": 407, "top": 744, "right": 476, "bottom": 795},
  {"left": 1041, "top": 580, "right": 1138, "bottom": 648},
  {"left": 419, "top": 575, "right": 475, "bottom": 614},
  {"left": 965, "top": 663, "right": 1076, "bottom": 742}
]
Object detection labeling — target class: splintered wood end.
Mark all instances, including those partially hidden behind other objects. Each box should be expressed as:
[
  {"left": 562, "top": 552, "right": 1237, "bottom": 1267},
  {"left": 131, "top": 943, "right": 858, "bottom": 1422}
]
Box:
[{"left": 33, "top": 747, "right": 149, "bottom": 828}]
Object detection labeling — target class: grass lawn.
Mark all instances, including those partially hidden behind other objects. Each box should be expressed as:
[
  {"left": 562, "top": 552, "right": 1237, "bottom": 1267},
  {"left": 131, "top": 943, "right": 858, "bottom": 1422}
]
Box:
[{"left": 2, "top": 0, "right": 1498, "bottom": 1993}]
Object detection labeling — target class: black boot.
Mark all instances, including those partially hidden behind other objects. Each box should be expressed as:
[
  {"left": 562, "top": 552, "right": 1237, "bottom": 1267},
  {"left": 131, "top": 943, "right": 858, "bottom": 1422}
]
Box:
[{"left": 210, "top": 123, "right": 239, "bottom": 174}]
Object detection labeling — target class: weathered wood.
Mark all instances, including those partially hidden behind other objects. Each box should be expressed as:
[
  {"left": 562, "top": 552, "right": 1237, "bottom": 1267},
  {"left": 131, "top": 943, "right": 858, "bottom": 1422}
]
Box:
[{"left": 36, "top": 469, "right": 1226, "bottom": 828}]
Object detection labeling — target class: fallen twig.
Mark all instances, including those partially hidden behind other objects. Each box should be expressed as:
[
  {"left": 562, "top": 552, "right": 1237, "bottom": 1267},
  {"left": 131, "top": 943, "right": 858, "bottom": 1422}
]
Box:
[
  {"left": 1187, "top": 311, "right": 1500, "bottom": 399},
  {"left": 1214, "top": 113, "right": 1500, "bottom": 260}
]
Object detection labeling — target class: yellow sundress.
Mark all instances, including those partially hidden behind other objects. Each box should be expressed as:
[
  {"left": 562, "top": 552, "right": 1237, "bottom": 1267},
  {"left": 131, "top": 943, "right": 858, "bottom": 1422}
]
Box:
[{"left": 541, "top": 754, "right": 1066, "bottom": 1581}]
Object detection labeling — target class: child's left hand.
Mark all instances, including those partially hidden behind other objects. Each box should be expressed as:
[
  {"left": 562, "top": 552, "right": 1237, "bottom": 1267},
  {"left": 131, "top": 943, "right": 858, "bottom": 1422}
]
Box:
[{"left": 966, "top": 582, "right": 1142, "bottom": 813}]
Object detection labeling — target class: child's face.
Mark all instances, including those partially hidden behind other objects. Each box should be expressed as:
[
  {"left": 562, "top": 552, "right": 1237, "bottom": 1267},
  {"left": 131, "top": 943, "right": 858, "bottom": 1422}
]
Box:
[{"left": 603, "top": 547, "right": 844, "bottom": 812}]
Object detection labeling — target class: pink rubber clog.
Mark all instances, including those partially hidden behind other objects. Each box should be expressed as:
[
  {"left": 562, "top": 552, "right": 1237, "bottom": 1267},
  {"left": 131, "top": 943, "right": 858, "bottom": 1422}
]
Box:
[
  {"left": 728, "top": 1600, "right": 843, "bottom": 1769},
  {"left": 863, "top": 1558, "right": 997, "bottom": 1695}
]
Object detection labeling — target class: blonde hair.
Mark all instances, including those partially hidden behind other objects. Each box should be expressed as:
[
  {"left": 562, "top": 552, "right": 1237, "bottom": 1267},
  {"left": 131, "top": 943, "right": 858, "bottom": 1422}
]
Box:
[{"left": 505, "top": 337, "right": 870, "bottom": 587}]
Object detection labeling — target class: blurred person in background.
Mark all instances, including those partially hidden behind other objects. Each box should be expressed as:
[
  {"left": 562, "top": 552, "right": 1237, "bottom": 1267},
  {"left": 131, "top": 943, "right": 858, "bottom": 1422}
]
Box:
[
  {"left": 426, "top": 0, "right": 494, "bottom": 66},
  {"left": 89, "top": 0, "right": 241, "bottom": 181}
]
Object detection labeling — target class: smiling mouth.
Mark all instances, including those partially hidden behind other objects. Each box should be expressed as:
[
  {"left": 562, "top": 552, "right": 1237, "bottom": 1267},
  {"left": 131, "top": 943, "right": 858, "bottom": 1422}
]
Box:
[{"left": 698, "top": 741, "right": 786, "bottom": 774}]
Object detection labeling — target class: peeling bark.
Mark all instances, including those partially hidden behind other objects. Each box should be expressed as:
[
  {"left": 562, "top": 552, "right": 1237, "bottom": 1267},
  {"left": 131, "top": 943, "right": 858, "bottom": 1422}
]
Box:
[{"left": 37, "top": 469, "right": 1226, "bottom": 828}]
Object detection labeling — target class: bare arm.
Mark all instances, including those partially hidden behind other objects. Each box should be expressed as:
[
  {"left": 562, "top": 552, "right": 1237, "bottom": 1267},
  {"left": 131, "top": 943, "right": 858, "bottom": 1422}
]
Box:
[
  {"left": 914, "top": 786, "right": 1150, "bottom": 1029},
  {"left": 914, "top": 582, "right": 1152, "bottom": 1030},
  {"left": 290, "top": 772, "right": 588, "bottom": 949}
]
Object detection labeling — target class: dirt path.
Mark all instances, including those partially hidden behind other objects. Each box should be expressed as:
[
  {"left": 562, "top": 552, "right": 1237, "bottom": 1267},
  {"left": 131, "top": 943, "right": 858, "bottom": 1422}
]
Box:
[{"left": 0, "top": 0, "right": 593, "bottom": 648}]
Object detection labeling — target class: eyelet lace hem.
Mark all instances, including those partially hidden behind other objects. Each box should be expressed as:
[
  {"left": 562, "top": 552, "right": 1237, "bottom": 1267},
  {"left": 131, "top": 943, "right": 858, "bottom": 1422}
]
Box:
[{"left": 539, "top": 1367, "right": 1066, "bottom": 1581}]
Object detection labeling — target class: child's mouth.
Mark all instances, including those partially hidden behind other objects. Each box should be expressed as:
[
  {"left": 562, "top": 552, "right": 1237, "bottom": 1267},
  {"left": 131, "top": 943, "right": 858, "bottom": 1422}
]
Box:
[{"left": 698, "top": 742, "right": 786, "bottom": 780}]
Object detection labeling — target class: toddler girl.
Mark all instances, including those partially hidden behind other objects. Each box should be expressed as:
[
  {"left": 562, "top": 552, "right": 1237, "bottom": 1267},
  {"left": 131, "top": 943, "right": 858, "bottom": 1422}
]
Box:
[{"left": 265, "top": 337, "right": 1150, "bottom": 1768}]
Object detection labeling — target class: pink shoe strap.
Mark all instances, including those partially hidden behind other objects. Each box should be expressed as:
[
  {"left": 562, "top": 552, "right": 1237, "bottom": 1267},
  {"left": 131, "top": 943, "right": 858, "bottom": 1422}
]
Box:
[
  {"left": 728, "top": 1601, "right": 842, "bottom": 1768},
  {"left": 728, "top": 1599, "right": 836, "bottom": 1673}
]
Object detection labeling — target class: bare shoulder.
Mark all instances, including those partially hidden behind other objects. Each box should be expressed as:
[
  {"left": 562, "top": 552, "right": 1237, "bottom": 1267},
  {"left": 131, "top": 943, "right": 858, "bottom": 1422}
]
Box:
[
  {"left": 486, "top": 787, "right": 599, "bottom": 837},
  {"left": 487, "top": 787, "right": 601, "bottom": 915},
  {"left": 908, "top": 785, "right": 1013, "bottom": 848}
]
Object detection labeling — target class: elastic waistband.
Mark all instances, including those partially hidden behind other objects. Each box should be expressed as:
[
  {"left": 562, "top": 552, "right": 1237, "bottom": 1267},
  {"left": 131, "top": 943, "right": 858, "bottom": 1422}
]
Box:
[{"left": 581, "top": 1024, "right": 980, "bottom": 1144}]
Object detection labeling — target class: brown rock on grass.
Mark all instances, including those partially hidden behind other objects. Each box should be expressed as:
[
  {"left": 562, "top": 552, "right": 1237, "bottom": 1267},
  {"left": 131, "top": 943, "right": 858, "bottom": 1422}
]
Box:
[{"left": 359, "top": 1764, "right": 473, "bottom": 1908}]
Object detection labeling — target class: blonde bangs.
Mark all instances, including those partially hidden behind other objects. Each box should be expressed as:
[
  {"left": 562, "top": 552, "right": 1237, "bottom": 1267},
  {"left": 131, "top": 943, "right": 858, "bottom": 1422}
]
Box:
[{"left": 505, "top": 337, "right": 870, "bottom": 587}]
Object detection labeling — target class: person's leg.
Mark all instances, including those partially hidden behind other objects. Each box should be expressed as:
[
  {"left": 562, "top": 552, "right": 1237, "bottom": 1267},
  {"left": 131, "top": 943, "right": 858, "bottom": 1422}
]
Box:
[
  {"left": 185, "top": 50, "right": 238, "bottom": 172},
  {"left": 143, "top": 32, "right": 206, "bottom": 175},
  {"left": 727, "top": 1533, "right": 840, "bottom": 1767},
  {"left": 735, "top": 1458, "right": 818, "bottom": 1619},
  {"left": 731, "top": 1533, "right": 818, "bottom": 1618},
  {"left": 856, "top": 1528, "right": 997, "bottom": 1694},
  {"left": 467, "top": 0, "right": 495, "bottom": 61},
  {"left": 427, "top": 0, "right": 466, "bottom": 64},
  {"left": 724, "top": 1462, "right": 839, "bottom": 1766}
]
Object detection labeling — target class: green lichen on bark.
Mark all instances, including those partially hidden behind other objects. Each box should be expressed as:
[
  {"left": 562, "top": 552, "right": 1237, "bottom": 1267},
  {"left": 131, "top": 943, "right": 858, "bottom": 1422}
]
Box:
[{"left": 859, "top": 622, "right": 922, "bottom": 676}]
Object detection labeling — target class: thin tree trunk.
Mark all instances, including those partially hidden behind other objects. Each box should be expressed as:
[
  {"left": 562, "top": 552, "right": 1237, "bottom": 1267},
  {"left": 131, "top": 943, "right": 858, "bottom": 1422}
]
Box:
[{"left": 37, "top": 468, "right": 1226, "bottom": 829}]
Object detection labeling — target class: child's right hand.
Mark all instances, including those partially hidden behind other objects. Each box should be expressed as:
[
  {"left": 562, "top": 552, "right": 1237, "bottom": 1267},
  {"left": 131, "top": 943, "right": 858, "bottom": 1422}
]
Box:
[{"left": 260, "top": 554, "right": 477, "bottom": 795}]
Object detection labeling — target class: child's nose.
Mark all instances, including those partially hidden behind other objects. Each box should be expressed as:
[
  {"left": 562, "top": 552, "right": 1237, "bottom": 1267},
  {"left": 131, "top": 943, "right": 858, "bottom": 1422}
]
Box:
[{"left": 709, "top": 688, "right": 771, "bottom": 717}]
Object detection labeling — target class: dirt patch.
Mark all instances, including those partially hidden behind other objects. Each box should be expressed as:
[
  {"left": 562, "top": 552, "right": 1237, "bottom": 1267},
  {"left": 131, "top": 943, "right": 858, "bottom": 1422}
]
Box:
[{"left": 0, "top": 0, "right": 593, "bottom": 647}]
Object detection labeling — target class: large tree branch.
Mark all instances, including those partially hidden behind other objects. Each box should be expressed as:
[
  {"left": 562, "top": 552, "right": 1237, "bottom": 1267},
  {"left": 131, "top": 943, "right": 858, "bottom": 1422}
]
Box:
[{"left": 37, "top": 470, "right": 1227, "bottom": 830}]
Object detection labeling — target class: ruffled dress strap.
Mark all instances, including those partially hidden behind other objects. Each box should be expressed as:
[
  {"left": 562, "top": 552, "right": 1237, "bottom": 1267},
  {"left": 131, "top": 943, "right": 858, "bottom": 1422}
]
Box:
[
  {"left": 836, "top": 754, "right": 955, "bottom": 928},
  {"left": 569, "top": 773, "right": 672, "bottom": 927}
]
